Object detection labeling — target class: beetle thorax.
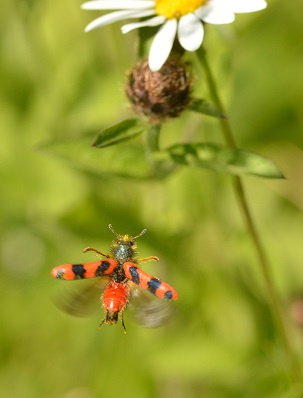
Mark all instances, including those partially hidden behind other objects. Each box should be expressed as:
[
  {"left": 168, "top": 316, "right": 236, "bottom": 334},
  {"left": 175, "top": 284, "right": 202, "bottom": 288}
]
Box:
[{"left": 111, "top": 235, "right": 136, "bottom": 263}]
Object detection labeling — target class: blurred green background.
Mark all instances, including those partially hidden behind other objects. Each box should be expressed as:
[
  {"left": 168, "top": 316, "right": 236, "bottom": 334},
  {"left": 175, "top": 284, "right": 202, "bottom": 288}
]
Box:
[{"left": 1, "top": 0, "right": 303, "bottom": 397}]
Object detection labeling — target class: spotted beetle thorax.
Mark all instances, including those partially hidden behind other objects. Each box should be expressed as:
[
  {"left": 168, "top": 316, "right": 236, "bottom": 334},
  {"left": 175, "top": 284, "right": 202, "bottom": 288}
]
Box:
[{"left": 111, "top": 235, "right": 136, "bottom": 263}]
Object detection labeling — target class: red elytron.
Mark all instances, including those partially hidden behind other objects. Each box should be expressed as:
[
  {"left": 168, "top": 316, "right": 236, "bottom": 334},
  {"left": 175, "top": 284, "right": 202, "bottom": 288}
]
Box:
[{"left": 51, "top": 225, "right": 178, "bottom": 332}]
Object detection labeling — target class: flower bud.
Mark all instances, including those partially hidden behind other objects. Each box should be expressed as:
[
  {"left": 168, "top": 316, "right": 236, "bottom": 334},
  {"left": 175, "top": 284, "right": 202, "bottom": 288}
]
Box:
[{"left": 126, "top": 56, "right": 192, "bottom": 123}]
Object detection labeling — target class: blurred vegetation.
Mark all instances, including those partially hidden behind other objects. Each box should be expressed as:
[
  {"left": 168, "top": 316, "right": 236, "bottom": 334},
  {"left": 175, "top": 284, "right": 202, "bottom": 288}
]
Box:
[{"left": 1, "top": 0, "right": 303, "bottom": 397}]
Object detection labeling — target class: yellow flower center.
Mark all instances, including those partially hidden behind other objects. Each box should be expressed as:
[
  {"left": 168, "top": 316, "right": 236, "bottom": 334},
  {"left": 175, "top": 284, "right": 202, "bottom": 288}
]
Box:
[{"left": 155, "top": 0, "right": 208, "bottom": 19}]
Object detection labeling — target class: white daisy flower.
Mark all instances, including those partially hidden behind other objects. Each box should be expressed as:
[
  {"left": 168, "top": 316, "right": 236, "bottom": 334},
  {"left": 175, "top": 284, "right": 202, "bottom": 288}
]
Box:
[{"left": 81, "top": 0, "right": 267, "bottom": 71}]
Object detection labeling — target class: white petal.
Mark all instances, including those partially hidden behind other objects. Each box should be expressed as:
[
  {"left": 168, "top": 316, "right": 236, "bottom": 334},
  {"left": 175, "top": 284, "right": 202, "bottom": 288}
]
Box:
[
  {"left": 148, "top": 19, "right": 177, "bottom": 72},
  {"left": 122, "top": 15, "right": 165, "bottom": 34},
  {"left": 195, "top": 3, "right": 235, "bottom": 25},
  {"left": 177, "top": 13, "right": 204, "bottom": 52},
  {"left": 81, "top": 1, "right": 154, "bottom": 10},
  {"left": 84, "top": 9, "right": 155, "bottom": 32},
  {"left": 229, "top": 0, "right": 267, "bottom": 13}
]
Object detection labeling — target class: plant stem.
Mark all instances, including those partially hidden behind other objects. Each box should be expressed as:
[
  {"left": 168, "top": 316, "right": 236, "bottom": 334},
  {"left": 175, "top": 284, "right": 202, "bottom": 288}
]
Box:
[
  {"left": 196, "top": 47, "right": 300, "bottom": 382},
  {"left": 146, "top": 124, "right": 161, "bottom": 153}
]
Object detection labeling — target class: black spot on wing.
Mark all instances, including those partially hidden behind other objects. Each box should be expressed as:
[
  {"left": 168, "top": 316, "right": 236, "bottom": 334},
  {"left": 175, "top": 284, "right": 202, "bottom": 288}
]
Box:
[
  {"left": 72, "top": 264, "right": 86, "bottom": 279},
  {"left": 147, "top": 278, "right": 161, "bottom": 296},
  {"left": 164, "top": 291, "right": 173, "bottom": 300},
  {"left": 95, "top": 261, "right": 111, "bottom": 277},
  {"left": 129, "top": 266, "right": 140, "bottom": 284}
]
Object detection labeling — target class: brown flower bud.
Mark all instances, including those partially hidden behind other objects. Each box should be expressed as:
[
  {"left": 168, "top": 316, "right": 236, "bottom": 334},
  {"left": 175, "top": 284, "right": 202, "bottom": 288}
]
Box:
[{"left": 126, "top": 56, "right": 192, "bottom": 123}]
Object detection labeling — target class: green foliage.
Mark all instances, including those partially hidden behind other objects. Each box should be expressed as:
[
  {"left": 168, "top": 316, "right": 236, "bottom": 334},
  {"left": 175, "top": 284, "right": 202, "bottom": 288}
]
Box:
[
  {"left": 41, "top": 134, "right": 153, "bottom": 178},
  {"left": 46, "top": 117, "right": 283, "bottom": 180},
  {"left": 189, "top": 98, "right": 225, "bottom": 118},
  {"left": 92, "top": 118, "right": 146, "bottom": 148},
  {"left": 165, "top": 142, "right": 285, "bottom": 179},
  {"left": 41, "top": 132, "right": 177, "bottom": 179}
]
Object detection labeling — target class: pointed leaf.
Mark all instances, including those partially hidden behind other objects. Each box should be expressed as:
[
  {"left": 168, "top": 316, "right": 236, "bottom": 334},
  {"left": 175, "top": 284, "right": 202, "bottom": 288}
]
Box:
[
  {"left": 166, "top": 143, "right": 285, "bottom": 179},
  {"left": 189, "top": 98, "right": 226, "bottom": 119},
  {"left": 39, "top": 134, "right": 175, "bottom": 179},
  {"left": 92, "top": 119, "right": 146, "bottom": 148}
]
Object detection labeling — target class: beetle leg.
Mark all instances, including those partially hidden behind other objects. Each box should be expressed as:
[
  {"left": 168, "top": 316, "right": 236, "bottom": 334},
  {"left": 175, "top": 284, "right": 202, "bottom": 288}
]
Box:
[
  {"left": 121, "top": 312, "right": 127, "bottom": 334},
  {"left": 99, "top": 318, "right": 106, "bottom": 329},
  {"left": 83, "top": 247, "right": 109, "bottom": 258},
  {"left": 139, "top": 256, "right": 160, "bottom": 263}
]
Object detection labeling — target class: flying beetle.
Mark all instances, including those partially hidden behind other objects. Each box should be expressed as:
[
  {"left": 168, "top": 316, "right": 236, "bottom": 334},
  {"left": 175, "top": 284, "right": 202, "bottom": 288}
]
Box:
[{"left": 51, "top": 225, "right": 178, "bottom": 332}]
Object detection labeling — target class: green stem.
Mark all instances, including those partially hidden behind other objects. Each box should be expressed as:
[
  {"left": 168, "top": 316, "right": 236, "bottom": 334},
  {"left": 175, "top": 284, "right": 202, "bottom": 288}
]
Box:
[
  {"left": 196, "top": 47, "right": 300, "bottom": 383},
  {"left": 146, "top": 124, "right": 161, "bottom": 153}
]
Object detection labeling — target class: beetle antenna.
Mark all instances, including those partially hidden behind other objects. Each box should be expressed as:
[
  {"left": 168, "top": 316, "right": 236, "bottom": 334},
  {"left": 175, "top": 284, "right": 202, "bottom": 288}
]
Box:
[
  {"left": 109, "top": 224, "right": 147, "bottom": 240},
  {"left": 133, "top": 228, "right": 147, "bottom": 240},
  {"left": 108, "top": 224, "right": 119, "bottom": 237}
]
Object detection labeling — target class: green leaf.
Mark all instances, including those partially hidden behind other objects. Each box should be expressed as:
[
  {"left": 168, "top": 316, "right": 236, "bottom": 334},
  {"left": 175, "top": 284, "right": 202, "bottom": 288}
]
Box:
[
  {"left": 39, "top": 134, "right": 175, "bottom": 179},
  {"left": 189, "top": 98, "right": 225, "bottom": 119},
  {"left": 165, "top": 143, "right": 285, "bottom": 179},
  {"left": 92, "top": 119, "right": 146, "bottom": 148}
]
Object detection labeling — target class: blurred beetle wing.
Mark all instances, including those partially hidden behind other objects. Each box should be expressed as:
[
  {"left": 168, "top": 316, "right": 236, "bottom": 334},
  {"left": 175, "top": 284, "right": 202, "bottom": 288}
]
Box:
[
  {"left": 128, "top": 284, "right": 173, "bottom": 328},
  {"left": 53, "top": 278, "right": 108, "bottom": 317}
]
